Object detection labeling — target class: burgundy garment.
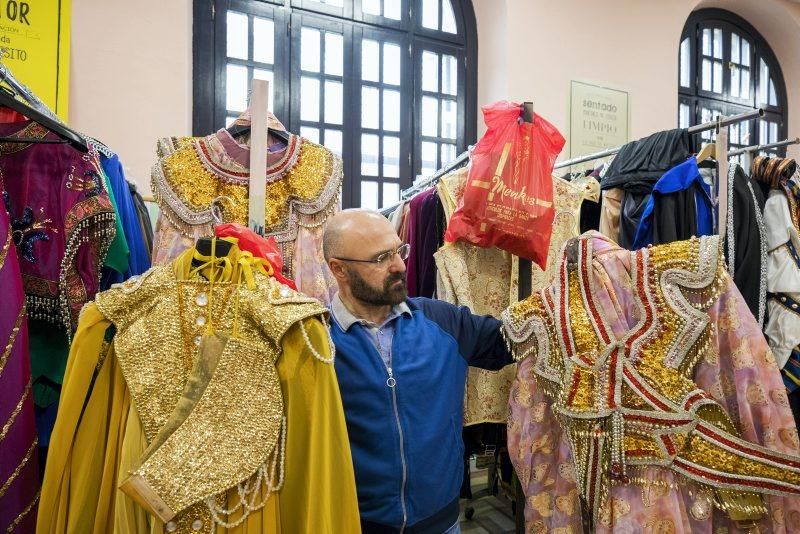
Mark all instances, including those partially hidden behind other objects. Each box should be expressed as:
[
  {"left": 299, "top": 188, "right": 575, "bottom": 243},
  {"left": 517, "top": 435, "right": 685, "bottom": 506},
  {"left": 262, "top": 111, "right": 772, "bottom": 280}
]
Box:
[
  {"left": 0, "top": 121, "right": 116, "bottom": 334},
  {"left": 0, "top": 202, "right": 39, "bottom": 533},
  {"left": 406, "top": 188, "right": 442, "bottom": 297}
]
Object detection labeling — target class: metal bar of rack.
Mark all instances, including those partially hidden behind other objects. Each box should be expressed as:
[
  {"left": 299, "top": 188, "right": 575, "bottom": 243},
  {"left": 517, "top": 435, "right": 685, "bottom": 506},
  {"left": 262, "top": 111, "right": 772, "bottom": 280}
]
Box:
[
  {"left": 727, "top": 136, "right": 800, "bottom": 157},
  {"left": 553, "top": 108, "right": 765, "bottom": 170}
]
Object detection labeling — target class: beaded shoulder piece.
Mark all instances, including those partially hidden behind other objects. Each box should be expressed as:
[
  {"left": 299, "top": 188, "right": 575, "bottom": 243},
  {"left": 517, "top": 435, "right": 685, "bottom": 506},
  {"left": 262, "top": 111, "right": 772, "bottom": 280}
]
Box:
[
  {"left": 502, "top": 234, "right": 800, "bottom": 526},
  {"left": 94, "top": 265, "right": 328, "bottom": 531},
  {"left": 151, "top": 133, "right": 342, "bottom": 245}
]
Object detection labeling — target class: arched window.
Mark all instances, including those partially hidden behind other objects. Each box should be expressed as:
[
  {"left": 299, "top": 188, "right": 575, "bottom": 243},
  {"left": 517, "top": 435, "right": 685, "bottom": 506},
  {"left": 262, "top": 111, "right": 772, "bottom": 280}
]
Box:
[
  {"left": 193, "top": 0, "right": 478, "bottom": 209},
  {"left": 678, "top": 9, "right": 788, "bottom": 161}
]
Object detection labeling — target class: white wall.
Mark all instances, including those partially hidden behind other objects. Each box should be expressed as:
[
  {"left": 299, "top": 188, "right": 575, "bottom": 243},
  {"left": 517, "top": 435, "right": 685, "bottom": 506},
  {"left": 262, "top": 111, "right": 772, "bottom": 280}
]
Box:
[
  {"left": 67, "top": 0, "right": 800, "bottom": 194},
  {"left": 69, "top": 0, "right": 193, "bottom": 195}
]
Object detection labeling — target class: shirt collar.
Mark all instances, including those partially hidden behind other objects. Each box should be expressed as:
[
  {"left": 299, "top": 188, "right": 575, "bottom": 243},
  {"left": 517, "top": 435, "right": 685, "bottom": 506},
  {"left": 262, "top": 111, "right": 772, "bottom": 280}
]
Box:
[{"left": 330, "top": 293, "right": 411, "bottom": 331}]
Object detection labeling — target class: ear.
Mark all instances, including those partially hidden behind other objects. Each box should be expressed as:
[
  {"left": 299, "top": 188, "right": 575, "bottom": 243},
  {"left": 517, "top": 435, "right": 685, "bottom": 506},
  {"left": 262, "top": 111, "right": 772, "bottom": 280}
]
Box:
[{"left": 327, "top": 259, "right": 348, "bottom": 281}]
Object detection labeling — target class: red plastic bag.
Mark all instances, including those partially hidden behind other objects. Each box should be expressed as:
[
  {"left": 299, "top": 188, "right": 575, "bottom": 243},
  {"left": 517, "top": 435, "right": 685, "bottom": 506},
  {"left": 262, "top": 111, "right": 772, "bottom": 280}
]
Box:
[{"left": 445, "top": 101, "right": 565, "bottom": 268}]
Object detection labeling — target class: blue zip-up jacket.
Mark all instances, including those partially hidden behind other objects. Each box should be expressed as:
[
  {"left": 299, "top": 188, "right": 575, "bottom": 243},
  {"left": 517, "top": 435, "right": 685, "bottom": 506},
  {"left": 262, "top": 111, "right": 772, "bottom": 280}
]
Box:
[{"left": 331, "top": 297, "right": 513, "bottom": 533}]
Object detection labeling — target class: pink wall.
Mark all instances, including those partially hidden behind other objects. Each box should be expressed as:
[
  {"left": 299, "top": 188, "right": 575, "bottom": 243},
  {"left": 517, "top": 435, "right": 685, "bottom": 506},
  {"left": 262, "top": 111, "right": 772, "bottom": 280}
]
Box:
[
  {"left": 474, "top": 0, "right": 800, "bottom": 161},
  {"left": 69, "top": 0, "right": 193, "bottom": 194},
  {"left": 67, "top": 0, "right": 800, "bottom": 193}
]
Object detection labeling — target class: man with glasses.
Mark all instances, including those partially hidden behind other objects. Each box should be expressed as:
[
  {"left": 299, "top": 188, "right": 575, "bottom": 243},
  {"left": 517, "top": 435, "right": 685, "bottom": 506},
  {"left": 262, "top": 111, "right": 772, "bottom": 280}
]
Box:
[{"left": 323, "top": 209, "right": 513, "bottom": 534}]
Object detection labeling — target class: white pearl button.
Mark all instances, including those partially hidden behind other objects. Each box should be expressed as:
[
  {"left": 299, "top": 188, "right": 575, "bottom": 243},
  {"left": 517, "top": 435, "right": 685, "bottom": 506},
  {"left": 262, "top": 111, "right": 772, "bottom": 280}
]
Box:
[
  {"left": 279, "top": 287, "right": 291, "bottom": 298},
  {"left": 196, "top": 315, "right": 206, "bottom": 327},
  {"left": 194, "top": 336, "right": 202, "bottom": 345},
  {"left": 165, "top": 521, "right": 177, "bottom": 532},
  {"left": 196, "top": 292, "right": 208, "bottom": 306},
  {"left": 192, "top": 519, "right": 204, "bottom": 530}
]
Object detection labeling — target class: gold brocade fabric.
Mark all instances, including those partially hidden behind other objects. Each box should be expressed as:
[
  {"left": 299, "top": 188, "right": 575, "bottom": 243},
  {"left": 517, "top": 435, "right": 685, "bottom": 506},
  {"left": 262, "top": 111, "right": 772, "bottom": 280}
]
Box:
[
  {"left": 150, "top": 131, "right": 342, "bottom": 303},
  {"left": 90, "top": 246, "right": 327, "bottom": 529},
  {"left": 503, "top": 233, "right": 800, "bottom": 529},
  {"left": 436, "top": 171, "right": 597, "bottom": 425}
]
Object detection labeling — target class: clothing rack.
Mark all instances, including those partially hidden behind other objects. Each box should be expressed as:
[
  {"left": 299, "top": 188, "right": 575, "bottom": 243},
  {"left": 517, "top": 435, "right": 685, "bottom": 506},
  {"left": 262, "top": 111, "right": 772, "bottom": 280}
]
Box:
[
  {"left": 727, "top": 136, "right": 800, "bottom": 157},
  {"left": 553, "top": 108, "right": 765, "bottom": 170}
]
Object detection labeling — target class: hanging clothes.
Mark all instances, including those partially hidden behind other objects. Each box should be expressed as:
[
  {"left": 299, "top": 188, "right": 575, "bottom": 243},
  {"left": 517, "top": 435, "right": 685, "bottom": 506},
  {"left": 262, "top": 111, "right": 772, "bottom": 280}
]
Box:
[
  {"left": 128, "top": 181, "right": 154, "bottom": 261},
  {"left": 150, "top": 114, "right": 342, "bottom": 305},
  {"left": 503, "top": 232, "right": 800, "bottom": 533},
  {"left": 600, "top": 128, "right": 693, "bottom": 248},
  {"left": 723, "top": 163, "right": 768, "bottom": 324},
  {"left": 37, "top": 241, "right": 360, "bottom": 534},
  {"left": 0, "top": 203, "right": 39, "bottom": 534},
  {"left": 764, "top": 178, "right": 800, "bottom": 426},
  {"left": 632, "top": 157, "right": 713, "bottom": 249},
  {"left": 405, "top": 187, "right": 443, "bottom": 298}
]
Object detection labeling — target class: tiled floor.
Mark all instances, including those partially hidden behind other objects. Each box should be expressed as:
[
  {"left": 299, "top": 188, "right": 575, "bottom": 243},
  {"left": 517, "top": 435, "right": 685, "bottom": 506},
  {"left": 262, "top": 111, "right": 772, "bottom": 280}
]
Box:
[{"left": 459, "top": 467, "right": 517, "bottom": 533}]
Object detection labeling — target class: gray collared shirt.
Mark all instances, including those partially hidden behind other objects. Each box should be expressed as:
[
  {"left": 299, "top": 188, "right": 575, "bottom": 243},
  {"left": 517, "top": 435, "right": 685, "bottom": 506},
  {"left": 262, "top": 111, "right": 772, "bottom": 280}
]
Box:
[{"left": 330, "top": 293, "right": 411, "bottom": 368}]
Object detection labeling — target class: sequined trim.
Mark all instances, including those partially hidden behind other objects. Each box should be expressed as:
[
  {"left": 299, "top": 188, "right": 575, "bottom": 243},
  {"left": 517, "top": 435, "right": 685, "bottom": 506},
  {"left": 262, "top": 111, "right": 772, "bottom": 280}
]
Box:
[
  {"left": 194, "top": 131, "right": 301, "bottom": 184},
  {"left": 0, "top": 381, "right": 31, "bottom": 443},
  {"left": 0, "top": 228, "right": 11, "bottom": 270},
  {"left": 5, "top": 490, "right": 39, "bottom": 533},
  {"left": 0, "top": 439, "right": 37, "bottom": 499},
  {"left": 0, "top": 306, "right": 25, "bottom": 378},
  {"left": 0, "top": 122, "right": 49, "bottom": 155},
  {"left": 745, "top": 177, "right": 768, "bottom": 326},
  {"left": 772, "top": 293, "right": 800, "bottom": 318}
]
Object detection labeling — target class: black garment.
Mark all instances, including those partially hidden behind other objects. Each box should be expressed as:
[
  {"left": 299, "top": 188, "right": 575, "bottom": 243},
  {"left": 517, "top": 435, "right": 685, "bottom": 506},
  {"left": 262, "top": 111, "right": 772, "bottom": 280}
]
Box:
[
  {"left": 724, "top": 164, "right": 767, "bottom": 323},
  {"left": 601, "top": 129, "right": 693, "bottom": 249}
]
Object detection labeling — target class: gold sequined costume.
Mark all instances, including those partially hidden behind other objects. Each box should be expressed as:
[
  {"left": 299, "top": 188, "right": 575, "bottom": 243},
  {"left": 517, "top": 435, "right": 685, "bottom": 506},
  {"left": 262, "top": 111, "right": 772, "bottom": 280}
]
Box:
[
  {"left": 37, "top": 241, "right": 360, "bottom": 533},
  {"left": 503, "top": 232, "right": 800, "bottom": 531},
  {"left": 151, "top": 125, "right": 342, "bottom": 304}
]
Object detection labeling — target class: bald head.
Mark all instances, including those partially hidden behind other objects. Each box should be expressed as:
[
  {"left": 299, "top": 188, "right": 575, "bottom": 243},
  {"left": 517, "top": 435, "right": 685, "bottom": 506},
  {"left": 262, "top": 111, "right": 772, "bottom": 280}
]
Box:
[{"left": 323, "top": 209, "right": 397, "bottom": 262}]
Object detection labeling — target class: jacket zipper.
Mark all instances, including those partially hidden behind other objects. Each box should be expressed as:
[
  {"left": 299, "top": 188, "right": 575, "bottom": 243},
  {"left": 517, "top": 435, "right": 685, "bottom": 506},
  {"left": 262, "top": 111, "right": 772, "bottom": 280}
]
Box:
[{"left": 374, "top": 341, "right": 408, "bottom": 532}]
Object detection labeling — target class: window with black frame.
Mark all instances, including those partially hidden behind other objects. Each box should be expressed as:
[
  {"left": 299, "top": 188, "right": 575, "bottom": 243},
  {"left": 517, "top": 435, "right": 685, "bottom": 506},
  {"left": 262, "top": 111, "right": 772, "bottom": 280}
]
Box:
[
  {"left": 193, "top": 0, "right": 477, "bottom": 209},
  {"left": 678, "top": 9, "right": 788, "bottom": 164}
]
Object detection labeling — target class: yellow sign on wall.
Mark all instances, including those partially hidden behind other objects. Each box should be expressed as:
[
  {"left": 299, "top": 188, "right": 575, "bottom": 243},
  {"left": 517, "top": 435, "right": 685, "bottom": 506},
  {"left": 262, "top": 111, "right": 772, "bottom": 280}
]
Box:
[{"left": 0, "top": 0, "right": 71, "bottom": 119}]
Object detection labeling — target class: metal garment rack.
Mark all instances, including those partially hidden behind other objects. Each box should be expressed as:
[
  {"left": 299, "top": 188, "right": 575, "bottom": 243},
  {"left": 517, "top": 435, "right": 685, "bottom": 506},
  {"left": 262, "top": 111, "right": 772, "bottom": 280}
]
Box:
[{"left": 727, "top": 136, "right": 800, "bottom": 157}]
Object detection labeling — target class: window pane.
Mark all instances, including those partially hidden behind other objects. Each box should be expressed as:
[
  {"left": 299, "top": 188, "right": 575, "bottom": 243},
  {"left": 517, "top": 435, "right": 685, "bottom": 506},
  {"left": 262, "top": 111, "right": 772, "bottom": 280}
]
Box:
[
  {"left": 253, "top": 69, "right": 275, "bottom": 111},
  {"left": 769, "top": 78, "right": 777, "bottom": 106},
  {"left": 759, "top": 60, "right": 769, "bottom": 105},
  {"left": 679, "top": 38, "right": 690, "bottom": 88},
  {"left": 253, "top": 17, "right": 274, "bottom": 64},
  {"left": 679, "top": 103, "right": 690, "bottom": 128},
  {"left": 383, "top": 90, "right": 401, "bottom": 131},
  {"left": 442, "top": 0, "right": 457, "bottom": 33},
  {"left": 742, "top": 40, "right": 751, "bottom": 67},
  {"left": 226, "top": 64, "right": 248, "bottom": 112},
  {"left": 363, "top": 0, "right": 381, "bottom": 16},
  {"left": 702, "top": 29, "right": 711, "bottom": 56},
  {"left": 713, "top": 61, "right": 722, "bottom": 93},
  {"left": 325, "top": 33, "right": 344, "bottom": 76},
  {"left": 422, "top": 0, "right": 439, "bottom": 30},
  {"left": 301, "top": 77, "right": 320, "bottom": 121},
  {"left": 441, "top": 143, "right": 456, "bottom": 165},
  {"left": 361, "top": 181, "right": 379, "bottom": 210},
  {"left": 442, "top": 55, "right": 457, "bottom": 95},
  {"left": 421, "top": 141, "right": 438, "bottom": 177},
  {"left": 740, "top": 68, "right": 750, "bottom": 99},
  {"left": 361, "top": 134, "right": 379, "bottom": 175},
  {"left": 701, "top": 59, "right": 711, "bottom": 91},
  {"left": 362, "top": 40, "right": 380, "bottom": 82},
  {"left": 384, "top": 0, "right": 401, "bottom": 20},
  {"left": 730, "top": 121, "right": 741, "bottom": 144},
  {"left": 383, "top": 43, "right": 401, "bottom": 85},
  {"left": 422, "top": 51, "right": 439, "bottom": 92},
  {"left": 324, "top": 81, "right": 343, "bottom": 125},
  {"left": 383, "top": 183, "right": 400, "bottom": 208},
  {"left": 324, "top": 129, "right": 343, "bottom": 156},
  {"left": 731, "top": 66, "right": 740, "bottom": 98},
  {"left": 361, "top": 86, "right": 380, "bottom": 129},
  {"left": 383, "top": 136, "right": 400, "bottom": 177},
  {"left": 227, "top": 11, "right": 248, "bottom": 60},
  {"left": 301, "top": 28, "right": 321, "bottom": 73},
  {"left": 323, "top": 0, "right": 344, "bottom": 6},
  {"left": 441, "top": 99, "right": 457, "bottom": 139},
  {"left": 300, "top": 126, "right": 320, "bottom": 143},
  {"left": 422, "top": 97, "right": 439, "bottom": 136},
  {"left": 740, "top": 120, "right": 751, "bottom": 145},
  {"left": 770, "top": 121, "right": 778, "bottom": 143},
  {"left": 713, "top": 28, "right": 722, "bottom": 59},
  {"left": 731, "top": 33, "right": 740, "bottom": 63},
  {"left": 226, "top": 116, "right": 238, "bottom": 127}
]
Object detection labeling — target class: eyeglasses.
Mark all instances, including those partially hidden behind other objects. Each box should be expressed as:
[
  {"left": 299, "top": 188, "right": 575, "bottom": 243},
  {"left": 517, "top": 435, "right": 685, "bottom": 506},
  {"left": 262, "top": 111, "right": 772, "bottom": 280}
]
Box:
[{"left": 334, "top": 243, "right": 410, "bottom": 266}]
